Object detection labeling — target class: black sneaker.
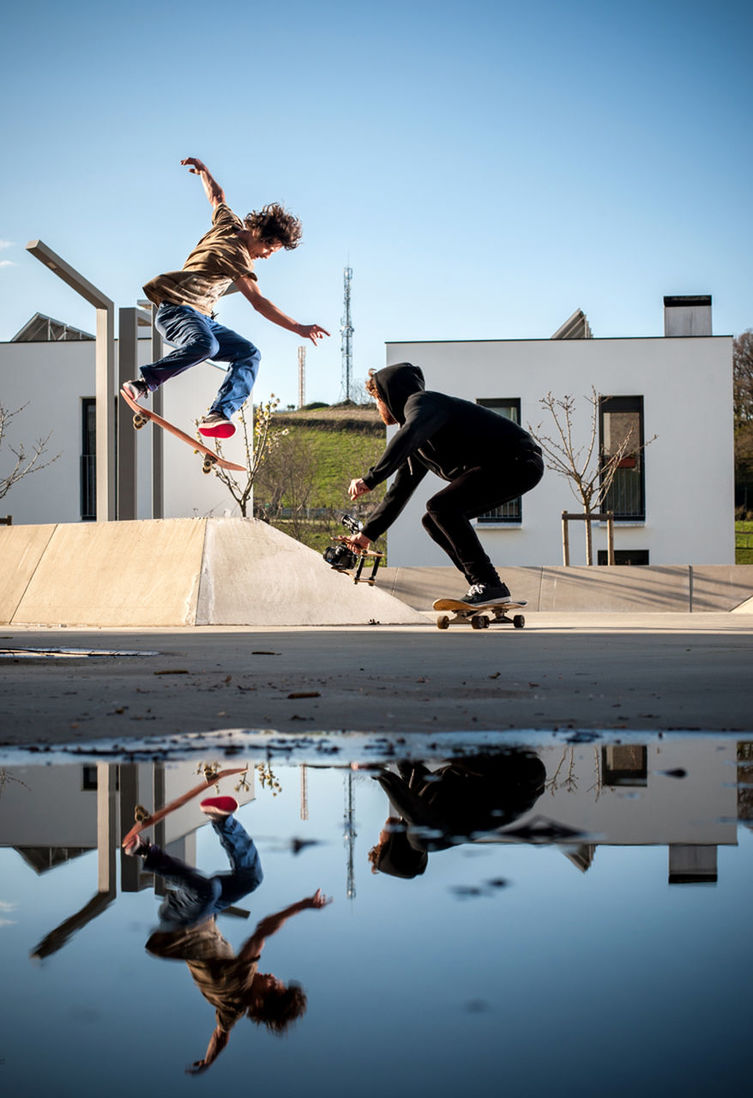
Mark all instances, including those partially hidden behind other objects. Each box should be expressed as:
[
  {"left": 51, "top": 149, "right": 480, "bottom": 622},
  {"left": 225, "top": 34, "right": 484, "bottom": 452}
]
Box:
[
  {"left": 122, "top": 379, "right": 149, "bottom": 401},
  {"left": 463, "top": 582, "right": 512, "bottom": 606}
]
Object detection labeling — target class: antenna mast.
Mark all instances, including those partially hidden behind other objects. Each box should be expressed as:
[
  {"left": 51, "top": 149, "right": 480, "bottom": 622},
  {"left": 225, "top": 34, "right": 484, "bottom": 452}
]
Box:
[
  {"left": 297, "top": 345, "right": 306, "bottom": 409},
  {"left": 340, "top": 266, "right": 353, "bottom": 402}
]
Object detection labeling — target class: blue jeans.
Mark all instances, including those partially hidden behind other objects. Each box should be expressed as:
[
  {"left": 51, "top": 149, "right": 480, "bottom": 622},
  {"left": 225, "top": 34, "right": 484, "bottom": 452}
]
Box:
[
  {"left": 144, "top": 815, "right": 263, "bottom": 929},
  {"left": 140, "top": 303, "right": 261, "bottom": 418}
]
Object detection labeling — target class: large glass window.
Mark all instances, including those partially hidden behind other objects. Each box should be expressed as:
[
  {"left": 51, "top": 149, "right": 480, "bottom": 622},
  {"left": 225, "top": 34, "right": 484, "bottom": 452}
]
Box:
[
  {"left": 599, "top": 396, "right": 645, "bottom": 521},
  {"left": 80, "top": 398, "right": 96, "bottom": 521},
  {"left": 476, "top": 399, "right": 522, "bottom": 524}
]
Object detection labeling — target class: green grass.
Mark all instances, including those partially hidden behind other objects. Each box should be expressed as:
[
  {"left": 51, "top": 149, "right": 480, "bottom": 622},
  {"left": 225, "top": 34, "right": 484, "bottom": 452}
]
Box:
[
  {"left": 736, "top": 520, "right": 753, "bottom": 564},
  {"left": 253, "top": 406, "right": 388, "bottom": 553}
]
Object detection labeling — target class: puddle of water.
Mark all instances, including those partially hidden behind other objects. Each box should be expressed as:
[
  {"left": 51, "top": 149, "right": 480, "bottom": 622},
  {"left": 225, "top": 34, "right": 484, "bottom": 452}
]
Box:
[{"left": 0, "top": 735, "right": 751, "bottom": 1096}]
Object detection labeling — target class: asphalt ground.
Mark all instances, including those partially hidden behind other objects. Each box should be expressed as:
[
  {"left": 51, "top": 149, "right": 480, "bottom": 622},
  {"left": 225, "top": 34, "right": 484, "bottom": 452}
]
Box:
[{"left": 1, "top": 612, "right": 752, "bottom": 747}]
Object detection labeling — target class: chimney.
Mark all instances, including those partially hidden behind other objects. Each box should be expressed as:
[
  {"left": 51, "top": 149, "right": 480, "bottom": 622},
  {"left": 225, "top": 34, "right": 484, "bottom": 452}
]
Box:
[{"left": 663, "top": 295, "right": 712, "bottom": 337}]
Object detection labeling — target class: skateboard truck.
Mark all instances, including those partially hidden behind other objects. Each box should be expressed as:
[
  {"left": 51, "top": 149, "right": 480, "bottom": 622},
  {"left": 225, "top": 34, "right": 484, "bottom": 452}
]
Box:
[{"left": 322, "top": 514, "right": 382, "bottom": 585}]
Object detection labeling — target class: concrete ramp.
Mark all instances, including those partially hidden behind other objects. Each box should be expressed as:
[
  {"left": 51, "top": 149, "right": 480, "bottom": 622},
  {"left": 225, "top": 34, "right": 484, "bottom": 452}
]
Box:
[{"left": 1, "top": 518, "right": 425, "bottom": 627}]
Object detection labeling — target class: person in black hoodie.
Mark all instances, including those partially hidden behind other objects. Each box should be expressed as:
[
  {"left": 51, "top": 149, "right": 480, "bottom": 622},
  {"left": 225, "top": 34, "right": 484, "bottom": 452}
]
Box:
[{"left": 346, "top": 363, "right": 544, "bottom": 604}]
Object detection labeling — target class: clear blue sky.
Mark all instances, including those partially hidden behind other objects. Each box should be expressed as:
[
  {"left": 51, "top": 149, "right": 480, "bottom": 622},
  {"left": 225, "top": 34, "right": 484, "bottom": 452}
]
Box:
[{"left": 1, "top": 0, "right": 751, "bottom": 408}]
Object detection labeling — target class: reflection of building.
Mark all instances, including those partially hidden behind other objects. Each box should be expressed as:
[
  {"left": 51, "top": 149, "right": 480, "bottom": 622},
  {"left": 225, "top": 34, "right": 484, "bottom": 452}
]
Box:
[
  {"left": 490, "top": 740, "right": 740, "bottom": 885},
  {"left": 0, "top": 761, "right": 256, "bottom": 957}
]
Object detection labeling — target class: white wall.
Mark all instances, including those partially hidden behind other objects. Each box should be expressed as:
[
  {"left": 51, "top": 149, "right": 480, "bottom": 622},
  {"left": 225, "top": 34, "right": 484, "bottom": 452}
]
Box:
[
  {"left": 383, "top": 336, "right": 734, "bottom": 566},
  {"left": 0, "top": 339, "right": 249, "bottom": 523}
]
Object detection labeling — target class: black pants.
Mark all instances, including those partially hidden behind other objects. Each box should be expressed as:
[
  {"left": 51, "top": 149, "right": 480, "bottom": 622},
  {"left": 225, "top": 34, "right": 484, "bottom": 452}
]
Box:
[{"left": 421, "top": 451, "right": 544, "bottom": 585}]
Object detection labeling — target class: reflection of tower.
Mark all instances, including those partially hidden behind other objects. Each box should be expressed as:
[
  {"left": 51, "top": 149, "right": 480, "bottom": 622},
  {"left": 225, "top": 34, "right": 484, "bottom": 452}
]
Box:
[
  {"left": 297, "top": 346, "right": 306, "bottom": 409},
  {"left": 344, "top": 769, "right": 356, "bottom": 899},
  {"left": 340, "top": 266, "right": 353, "bottom": 402}
]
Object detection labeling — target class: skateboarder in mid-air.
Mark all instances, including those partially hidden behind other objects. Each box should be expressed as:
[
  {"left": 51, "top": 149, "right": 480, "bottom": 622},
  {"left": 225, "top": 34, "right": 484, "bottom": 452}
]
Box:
[
  {"left": 122, "top": 157, "right": 329, "bottom": 438},
  {"left": 345, "top": 363, "right": 544, "bottom": 605},
  {"left": 126, "top": 795, "right": 332, "bottom": 1072}
]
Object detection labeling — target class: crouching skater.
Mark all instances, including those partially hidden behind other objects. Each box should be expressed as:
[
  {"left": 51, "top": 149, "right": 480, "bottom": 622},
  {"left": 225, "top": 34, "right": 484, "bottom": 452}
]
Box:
[{"left": 347, "top": 363, "right": 544, "bottom": 604}]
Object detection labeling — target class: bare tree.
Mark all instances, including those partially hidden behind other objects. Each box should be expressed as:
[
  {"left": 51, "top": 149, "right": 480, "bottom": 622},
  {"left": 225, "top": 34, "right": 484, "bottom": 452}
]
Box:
[
  {"left": 529, "top": 387, "right": 656, "bottom": 564},
  {"left": 0, "top": 402, "right": 60, "bottom": 503},
  {"left": 212, "top": 396, "right": 289, "bottom": 517},
  {"left": 733, "top": 331, "right": 753, "bottom": 514},
  {"left": 253, "top": 429, "right": 316, "bottom": 541}
]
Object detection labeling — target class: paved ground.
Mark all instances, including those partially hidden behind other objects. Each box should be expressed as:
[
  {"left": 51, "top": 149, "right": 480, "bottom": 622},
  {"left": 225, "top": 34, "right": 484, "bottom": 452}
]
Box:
[{"left": 1, "top": 612, "right": 752, "bottom": 747}]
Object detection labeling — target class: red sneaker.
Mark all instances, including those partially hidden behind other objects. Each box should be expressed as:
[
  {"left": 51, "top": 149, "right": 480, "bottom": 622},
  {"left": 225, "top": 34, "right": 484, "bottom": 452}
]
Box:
[
  {"left": 198, "top": 412, "right": 235, "bottom": 438},
  {"left": 200, "top": 795, "right": 239, "bottom": 820}
]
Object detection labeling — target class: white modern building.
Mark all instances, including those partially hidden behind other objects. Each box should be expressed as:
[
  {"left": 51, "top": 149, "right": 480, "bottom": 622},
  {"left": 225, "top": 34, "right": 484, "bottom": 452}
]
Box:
[
  {"left": 0, "top": 314, "right": 248, "bottom": 523},
  {"left": 0, "top": 295, "right": 735, "bottom": 567},
  {"left": 384, "top": 296, "right": 734, "bottom": 567}
]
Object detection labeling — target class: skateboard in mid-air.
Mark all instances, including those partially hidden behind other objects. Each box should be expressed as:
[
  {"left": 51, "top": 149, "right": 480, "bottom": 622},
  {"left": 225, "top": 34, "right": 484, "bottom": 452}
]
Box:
[
  {"left": 121, "top": 767, "right": 248, "bottom": 850},
  {"left": 432, "top": 597, "right": 527, "bottom": 630},
  {"left": 120, "top": 387, "right": 246, "bottom": 475}
]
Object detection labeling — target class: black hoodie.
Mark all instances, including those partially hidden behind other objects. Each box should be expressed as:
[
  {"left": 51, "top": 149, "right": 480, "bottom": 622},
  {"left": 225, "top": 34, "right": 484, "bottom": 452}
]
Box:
[{"left": 360, "top": 363, "right": 541, "bottom": 541}]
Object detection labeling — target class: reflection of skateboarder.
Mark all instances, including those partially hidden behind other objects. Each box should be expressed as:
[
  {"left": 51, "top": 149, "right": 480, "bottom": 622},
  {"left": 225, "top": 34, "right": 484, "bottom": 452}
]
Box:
[
  {"left": 129, "top": 796, "right": 332, "bottom": 1073},
  {"left": 346, "top": 364, "right": 544, "bottom": 606},
  {"left": 123, "top": 157, "right": 329, "bottom": 439},
  {"left": 366, "top": 753, "right": 547, "bottom": 878},
  {"left": 125, "top": 795, "right": 265, "bottom": 927}
]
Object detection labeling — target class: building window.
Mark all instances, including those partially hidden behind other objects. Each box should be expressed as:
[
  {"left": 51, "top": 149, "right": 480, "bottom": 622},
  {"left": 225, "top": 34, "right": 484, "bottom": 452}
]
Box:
[
  {"left": 81, "top": 398, "right": 96, "bottom": 521},
  {"left": 597, "top": 549, "right": 650, "bottom": 566},
  {"left": 476, "top": 399, "right": 522, "bottom": 524},
  {"left": 601, "top": 745, "right": 648, "bottom": 787},
  {"left": 599, "top": 396, "right": 645, "bottom": 521}
]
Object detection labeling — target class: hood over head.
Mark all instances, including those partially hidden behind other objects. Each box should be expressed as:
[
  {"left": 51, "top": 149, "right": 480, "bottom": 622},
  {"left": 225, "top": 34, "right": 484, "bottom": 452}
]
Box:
[{"left": 373, "top": 362, "right": 425, "bottom": 424}]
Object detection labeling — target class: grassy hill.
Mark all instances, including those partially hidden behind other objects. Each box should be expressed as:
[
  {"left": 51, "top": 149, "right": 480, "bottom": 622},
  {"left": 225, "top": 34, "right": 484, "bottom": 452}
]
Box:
[{"left": 253, "top": 402, "right": 388, "bottom": 553}]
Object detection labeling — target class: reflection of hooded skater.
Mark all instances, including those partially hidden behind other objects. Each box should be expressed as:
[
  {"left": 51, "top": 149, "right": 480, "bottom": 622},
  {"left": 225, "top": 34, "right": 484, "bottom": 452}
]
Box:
[
  {"left": 369, "top": 751, "right": 547, "bottom": 879},
  {"left": 347, "top": 364, "right": 544, "bottom": 607}
]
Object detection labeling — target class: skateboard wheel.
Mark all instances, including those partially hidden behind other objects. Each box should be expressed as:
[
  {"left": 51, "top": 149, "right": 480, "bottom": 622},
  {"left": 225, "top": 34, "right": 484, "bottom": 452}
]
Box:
[
  {"left": 202, "top": 460, "right": 213, "bottom": 474},
  {"left": 437, "top": 614, "right": 450, "bottom": 630},
  {"left": 133, "top": 414, "right": 147, "bottom": 429},
  {"left": 471, "top": 615, "right": 489, "bottom": 629},
  {"left": 513, "top": 614, "right": 526, "bottom": 629}
]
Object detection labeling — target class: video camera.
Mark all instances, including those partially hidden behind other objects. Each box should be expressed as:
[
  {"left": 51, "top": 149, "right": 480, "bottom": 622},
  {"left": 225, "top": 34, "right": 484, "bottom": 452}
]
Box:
[{"left": 322, "top": 514, "right": 382, "bottom": 585}]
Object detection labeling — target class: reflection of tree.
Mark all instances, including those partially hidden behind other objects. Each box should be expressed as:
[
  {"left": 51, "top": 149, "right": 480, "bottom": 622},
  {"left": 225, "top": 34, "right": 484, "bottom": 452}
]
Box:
[
  {"left": 737, "top": 741, "right": 753, "bottom": 823},
  {"left": 544, "top": 748, "right": 607, "bottom": 802},
  {"left": 544, "top": 748, "right": 580, "bottom": 795},
  {"left": 0, "top": 769, "right": 30, "bottom": 798}
]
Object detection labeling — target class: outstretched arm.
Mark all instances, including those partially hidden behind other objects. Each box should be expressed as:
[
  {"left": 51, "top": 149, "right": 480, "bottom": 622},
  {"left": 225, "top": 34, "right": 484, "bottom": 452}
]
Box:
[
  {"left": 238, "top": 889, "right": 332, "bottom": 961},
  {"left": 235, "top": 275, "right": 330, "bottom": 346},
  {"left": 180, "top": 157, "right": 226, "bottom": 208},
  {"left": 186, "top": 1024, "right": 229, "bottom": 1075}
]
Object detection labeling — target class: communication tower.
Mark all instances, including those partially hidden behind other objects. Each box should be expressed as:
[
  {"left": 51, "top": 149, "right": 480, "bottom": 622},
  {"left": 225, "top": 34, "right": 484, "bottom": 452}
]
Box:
[
  {"left": 340, "top": 266, "right": 353, "bottom": 402},
  {"left": 297, "top": 345, "right": 306, "bottom": 408}
]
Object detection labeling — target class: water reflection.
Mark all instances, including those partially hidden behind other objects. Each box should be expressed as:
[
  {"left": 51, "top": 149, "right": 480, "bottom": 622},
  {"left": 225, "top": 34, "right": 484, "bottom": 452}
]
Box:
[
  {"left": 133, "top": 797, "right": 330, "bottom": 1072},
  {"left": 0, "top": 738, "right": 751, "bottom": 1096},
  {"left": 367, "top": 751, "right": 547, "bottom": 877}
]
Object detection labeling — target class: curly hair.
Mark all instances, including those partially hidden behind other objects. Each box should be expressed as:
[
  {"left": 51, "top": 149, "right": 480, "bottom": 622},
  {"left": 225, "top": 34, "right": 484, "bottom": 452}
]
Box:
[
  {"left": 365, "top": 369, "right": 380, "bottom": 398},
  {"left": 244, "top": 203, "right": 303, "bottom": 250},
  {"left": 246, "top": 981, "right": 308, "bottom": 1035}
]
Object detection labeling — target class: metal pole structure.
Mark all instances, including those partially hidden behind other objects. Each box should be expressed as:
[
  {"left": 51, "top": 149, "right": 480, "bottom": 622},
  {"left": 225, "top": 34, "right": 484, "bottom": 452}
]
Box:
[
  {"left": 26, "top": 240, "right": 116, "bottom": 521},
  {"left": 148, "top": 304, "right": 164, "bottom": 518},
  {"left": 298, "top": 346, "right": 306, "bottom": 409},
  {"left": 96, "top": 762, "right": 118, "bottom": 894},
  {"left": 118, "top": 309, "right": 138, "bottom": 520},
  {"left": 607, "top": 511, "right": 615, "bottom": 565},
  {"left": 561, "top": 511, "right": 570, "bottom": 566},
  {"left": 340, "top": 266, "right": 353, "bottom": 402}
]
